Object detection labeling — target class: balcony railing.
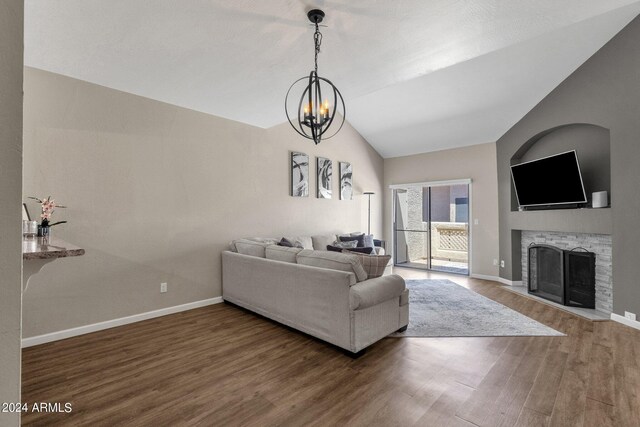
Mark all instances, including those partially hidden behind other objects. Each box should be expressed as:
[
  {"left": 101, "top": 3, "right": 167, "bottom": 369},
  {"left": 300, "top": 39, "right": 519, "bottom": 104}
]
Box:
[
  {"left": 402, "top": 222, "right": 468, "bottom": 263},
  {"left": 431, "top": 222, "right": 468, "bottom": 262}
]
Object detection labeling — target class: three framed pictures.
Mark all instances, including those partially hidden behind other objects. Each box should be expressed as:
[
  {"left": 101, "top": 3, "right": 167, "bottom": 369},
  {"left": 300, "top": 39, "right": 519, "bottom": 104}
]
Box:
[{"left": 290, "top": 153, "right": 352, "bottom": 200}]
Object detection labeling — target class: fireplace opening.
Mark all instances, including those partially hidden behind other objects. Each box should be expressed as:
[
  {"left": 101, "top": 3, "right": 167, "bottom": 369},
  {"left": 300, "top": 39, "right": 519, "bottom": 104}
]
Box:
[{"left": 528, "top": 244, "right": 595, "bottom": 308}]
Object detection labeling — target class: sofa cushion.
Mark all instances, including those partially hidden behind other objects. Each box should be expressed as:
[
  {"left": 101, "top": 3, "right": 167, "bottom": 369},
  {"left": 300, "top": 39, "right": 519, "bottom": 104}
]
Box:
[
  {"left": 265, "top": 245, "right": 303, "bottom": 263},
  {"left": 328, "top": 245, "right": 373, "bottom": 254},
  {"left": 338, "top": 234, "right": 365, "bottom": 247},
  {"left": 344, "top": 251, "right": 391, "bottom": 279},
  {"left": 349, "top": 274, "right": 406, "bottom": 310},
  {"left": 311, "top": 234, "right": 337, "bottom": 251},
  {"left": 294, "top": 236, "right": 313, "bottom": 250},
  {"left": 233, "top": 239, "right": 275, "bottom": 257},
  {"left": 296, "top": 249, "right": 368, "bottom": 282}
]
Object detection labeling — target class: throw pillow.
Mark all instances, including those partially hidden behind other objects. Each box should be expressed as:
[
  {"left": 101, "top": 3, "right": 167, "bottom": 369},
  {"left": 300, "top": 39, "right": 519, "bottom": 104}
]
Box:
[
  {"left": 327, "top": 245, "right": 373, "bottom": 254},
  {"left": 332, "top": 240, "right": 358, "bottom": 249},
  {"left": 362, "top": 234, "right": 375, "bottom": 248},
  {"left": 277, "top": 237, "right": 295, "bottom": 247},
  {"left": 338, "top": 234, "right": 365, "bottom": 247},
  {"left": 343, "top": 251, "right": 391, "bottom": 278}
]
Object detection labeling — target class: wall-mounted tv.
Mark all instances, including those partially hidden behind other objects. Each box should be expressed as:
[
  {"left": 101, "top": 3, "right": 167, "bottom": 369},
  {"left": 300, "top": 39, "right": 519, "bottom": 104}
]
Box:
[{"left": 511, "top": 150, "right": 587, "bottom": 208}]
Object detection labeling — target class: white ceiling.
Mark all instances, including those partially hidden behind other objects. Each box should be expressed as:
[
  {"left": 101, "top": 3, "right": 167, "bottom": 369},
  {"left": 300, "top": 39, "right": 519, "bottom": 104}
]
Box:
[{"left": 25, "top": 1, "right": 640, "bottom": 158}]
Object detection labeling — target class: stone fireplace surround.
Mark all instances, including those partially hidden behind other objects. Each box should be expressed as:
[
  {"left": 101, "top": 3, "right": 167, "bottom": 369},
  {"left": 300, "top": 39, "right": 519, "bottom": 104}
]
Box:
[{"left": 521, "top": 230, "right": 612, "bottom": 314}]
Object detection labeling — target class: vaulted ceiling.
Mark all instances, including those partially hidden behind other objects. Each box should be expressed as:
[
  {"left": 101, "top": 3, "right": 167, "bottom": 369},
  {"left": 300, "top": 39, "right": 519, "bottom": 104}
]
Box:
[{"left": 25, "top": 0, "right": 640, "bottom": 158}]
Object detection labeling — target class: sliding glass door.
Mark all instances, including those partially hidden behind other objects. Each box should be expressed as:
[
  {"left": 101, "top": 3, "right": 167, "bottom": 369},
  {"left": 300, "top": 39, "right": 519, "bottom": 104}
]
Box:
[
  {"left": 393, "top": 182, "right": 469, "bottom": 275},
  {"left": 394, "top": 187, "right": 431, "bottom": 268}
]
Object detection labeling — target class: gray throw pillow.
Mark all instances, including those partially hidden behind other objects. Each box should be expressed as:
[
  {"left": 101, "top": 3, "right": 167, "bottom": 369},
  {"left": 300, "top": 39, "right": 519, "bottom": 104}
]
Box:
[
  {"left": 339, "top": 234, "right": 365, "bottom": 247},
  {"left": 277, "top": 237, "right": 295, "bottom": 247},
  {"left": 332, "top": 240, "right": 358, "bottom": 249},
  {"left": 330, "top": 246, "right": 373, "bottom": 254},
  {"left": 363, "top": 234, "right": 375, "bottom": 248}
]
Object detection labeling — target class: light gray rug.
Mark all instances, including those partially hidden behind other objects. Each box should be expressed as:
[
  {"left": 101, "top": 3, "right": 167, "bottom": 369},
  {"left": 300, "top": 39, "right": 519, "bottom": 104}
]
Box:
[{"left": 391, "top": 279, "right": 564, "bottom": 337}]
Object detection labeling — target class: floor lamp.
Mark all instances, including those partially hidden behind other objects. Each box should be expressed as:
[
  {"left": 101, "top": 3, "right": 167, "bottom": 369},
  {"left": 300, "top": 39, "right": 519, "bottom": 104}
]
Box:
[{"left": 363, "top": 192, "right": 374, "bottom": 235}]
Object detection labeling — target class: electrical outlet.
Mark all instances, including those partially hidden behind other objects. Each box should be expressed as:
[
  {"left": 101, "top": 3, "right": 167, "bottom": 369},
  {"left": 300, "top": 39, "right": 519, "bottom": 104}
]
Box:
[
  {"left": 160, "top": 282, "right": 168, "bottom": 293},
  {"left": 500, "top": 260, "right": 505, "bottom": 268},
  {"left": 625, "top": 311, "right": 636, "bottom": 322},
  {"left": 493, "top": 259, "right": 498, "bottom": 266},
  {"left": 474, "top": 219, "right": 479, "bottom": 225}
]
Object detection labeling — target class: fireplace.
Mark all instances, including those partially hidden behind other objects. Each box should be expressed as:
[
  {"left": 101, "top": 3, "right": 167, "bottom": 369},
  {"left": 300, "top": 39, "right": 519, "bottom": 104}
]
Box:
[{"left": 528, "top": 244, "right": 595, "bottom": 308}]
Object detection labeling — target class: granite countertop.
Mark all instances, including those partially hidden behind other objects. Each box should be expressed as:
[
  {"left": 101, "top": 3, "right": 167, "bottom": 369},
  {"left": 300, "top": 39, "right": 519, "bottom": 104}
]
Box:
[{"left": 22, "top": 237, "right": 85, "bottom": 260}]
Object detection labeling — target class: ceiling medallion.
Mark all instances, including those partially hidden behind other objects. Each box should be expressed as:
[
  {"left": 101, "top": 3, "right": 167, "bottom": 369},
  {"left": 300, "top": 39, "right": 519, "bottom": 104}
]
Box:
[{"left": 285, "top": 9, "right": 345, "bottom": 145}]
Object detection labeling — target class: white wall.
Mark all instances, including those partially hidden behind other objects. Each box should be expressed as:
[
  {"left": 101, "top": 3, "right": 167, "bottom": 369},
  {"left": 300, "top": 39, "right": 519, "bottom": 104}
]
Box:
[
  {"left": 22, "top": 67, "right": 384, "bottom": 338},
  {"left": 0, "top": 0, "right": 24, "bottom": 425},
  {"left": 383, "top": 142, "right": 499, "bottom": 276}
]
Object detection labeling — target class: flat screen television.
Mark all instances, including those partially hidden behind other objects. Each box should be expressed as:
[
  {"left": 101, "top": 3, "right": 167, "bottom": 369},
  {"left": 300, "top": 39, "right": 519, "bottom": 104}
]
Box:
[{"left": 511, "top": 150, "right": 587, "bottom": 208}]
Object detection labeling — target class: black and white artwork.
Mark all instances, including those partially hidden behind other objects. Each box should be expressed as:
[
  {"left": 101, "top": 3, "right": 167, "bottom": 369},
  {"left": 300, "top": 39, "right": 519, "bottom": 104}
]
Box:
[
  {"left": 291, "top": 152, "right": 309, "bottom": 197},
  {"left": 339, "top": 162, "right": 352, "bottom": 200},
  {"left": 316, "top": 157, "right": 332, "bottom": 199}
]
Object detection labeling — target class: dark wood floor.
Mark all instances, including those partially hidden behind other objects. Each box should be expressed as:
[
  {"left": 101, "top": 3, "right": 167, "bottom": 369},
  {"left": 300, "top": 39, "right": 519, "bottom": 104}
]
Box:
[{"left": 22, "top": 268, "right": 640, "bottom": 426}]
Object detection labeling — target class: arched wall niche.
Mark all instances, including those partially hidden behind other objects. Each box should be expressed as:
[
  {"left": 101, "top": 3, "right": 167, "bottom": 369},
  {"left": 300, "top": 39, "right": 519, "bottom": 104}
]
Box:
[{"left": 509, "top": 123, "right": 611, "bottom": 211}]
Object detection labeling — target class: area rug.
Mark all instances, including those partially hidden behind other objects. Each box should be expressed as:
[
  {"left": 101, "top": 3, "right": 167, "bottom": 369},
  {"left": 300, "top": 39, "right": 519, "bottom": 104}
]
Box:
[{"left": 390, "top": 279, "right": 564, "bottom": 337}]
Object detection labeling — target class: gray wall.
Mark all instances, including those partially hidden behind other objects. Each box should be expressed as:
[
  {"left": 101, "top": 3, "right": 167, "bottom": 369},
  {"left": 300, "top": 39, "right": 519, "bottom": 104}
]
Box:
[
  {"left": 511, "top": 124, "right": 610, "bottom": 210},
  {"left": 384, "top": 142, "right": 499, "bottom": 277},
  {"left": 22, "top": 67, "right": 384, "bottom": 338},
  {"left": 497, "top": 15, "right": 640, "bottom": 317},
  {"left": 0, "top": 0, "right": 24, "bottom": 424}
]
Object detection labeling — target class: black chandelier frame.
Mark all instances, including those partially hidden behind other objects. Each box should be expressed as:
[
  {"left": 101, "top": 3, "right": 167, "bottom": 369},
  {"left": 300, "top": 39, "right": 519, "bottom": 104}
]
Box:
[{"left": 285, "top": 9, "right": 345, "bottom": 145}]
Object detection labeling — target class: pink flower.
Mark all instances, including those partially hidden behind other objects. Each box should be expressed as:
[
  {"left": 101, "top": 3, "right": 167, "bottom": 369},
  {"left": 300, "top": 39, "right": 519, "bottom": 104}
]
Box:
[{"left": 29, "top": 196, "right": 65, "bottom": 225}]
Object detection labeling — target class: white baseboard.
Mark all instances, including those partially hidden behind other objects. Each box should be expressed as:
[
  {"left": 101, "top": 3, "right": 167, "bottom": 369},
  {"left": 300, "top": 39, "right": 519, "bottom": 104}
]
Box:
[
  {"left": 500, "top": 278, "right": 523, "bottom": 287},
  {"left": 22, "top": 297, "right": 223, "bottom": 348},
  {"left": 470, "top": 274, "right": 524, "bottom": 287},
  {"left": 470, "top": 273, "right": 499, "bottom": 282},
  {"left": 611, "top": 313, "right": 640, "bottom": 331}
]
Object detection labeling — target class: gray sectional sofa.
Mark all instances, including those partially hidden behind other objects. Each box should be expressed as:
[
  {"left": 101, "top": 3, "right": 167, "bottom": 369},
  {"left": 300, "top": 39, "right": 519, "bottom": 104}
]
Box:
[{"left": 222, "top": 235, "right": 409, "bottom": 354}]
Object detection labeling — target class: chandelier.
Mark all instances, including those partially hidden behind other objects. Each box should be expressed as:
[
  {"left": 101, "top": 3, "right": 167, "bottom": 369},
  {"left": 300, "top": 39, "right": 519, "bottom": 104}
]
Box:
[{"left": 285, "top": 9, "right": 345, "bottom": 145}]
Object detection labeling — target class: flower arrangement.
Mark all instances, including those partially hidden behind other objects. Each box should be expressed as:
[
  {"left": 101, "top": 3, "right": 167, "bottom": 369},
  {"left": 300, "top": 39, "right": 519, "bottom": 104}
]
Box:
[{"left": 28, "top": 196, "right": 67, "bottom": 228}]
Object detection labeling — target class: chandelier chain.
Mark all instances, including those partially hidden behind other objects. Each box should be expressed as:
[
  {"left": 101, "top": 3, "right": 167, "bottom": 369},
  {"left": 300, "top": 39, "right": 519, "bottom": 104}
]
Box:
[{"left": 313, "top": 22, "right": 322, "bottom": 74}]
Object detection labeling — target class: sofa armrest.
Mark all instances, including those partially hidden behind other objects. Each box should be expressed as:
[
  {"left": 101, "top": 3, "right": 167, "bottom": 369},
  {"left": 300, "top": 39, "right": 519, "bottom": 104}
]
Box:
[{"left": 349, "top": 274, "right": 405, "bottom": 310}]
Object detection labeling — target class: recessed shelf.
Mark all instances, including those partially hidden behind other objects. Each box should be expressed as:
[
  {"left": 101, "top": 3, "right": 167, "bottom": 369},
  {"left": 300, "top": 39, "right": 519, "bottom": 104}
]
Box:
[
  {"left": 509, "top": 207, "right": 612, "bottom": 235},
  {"left": 510, "top": 206, "right": 611, "bottom": 212}
]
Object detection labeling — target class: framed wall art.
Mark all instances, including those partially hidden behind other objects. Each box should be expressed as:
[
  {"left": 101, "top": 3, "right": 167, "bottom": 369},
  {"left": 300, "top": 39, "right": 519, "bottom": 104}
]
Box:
[
  {"left": 316, "top": 157, "right": 332, "bottom": 199},
  {"left": 339, "top": 162, "right": 352, "bottom": 200},
  {"left": 291, "top": 152, "right": 309, "bottom": 197}
]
